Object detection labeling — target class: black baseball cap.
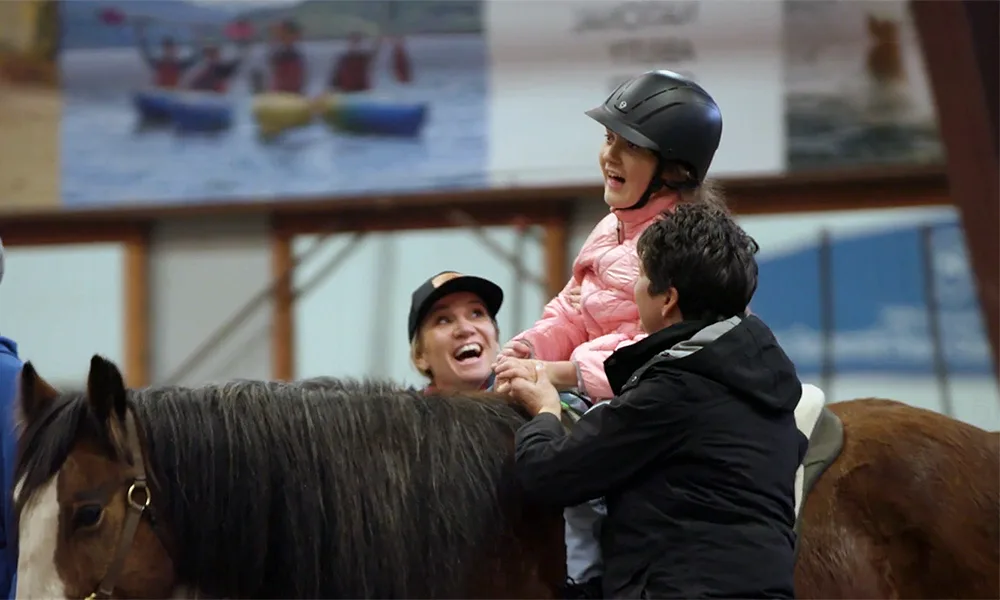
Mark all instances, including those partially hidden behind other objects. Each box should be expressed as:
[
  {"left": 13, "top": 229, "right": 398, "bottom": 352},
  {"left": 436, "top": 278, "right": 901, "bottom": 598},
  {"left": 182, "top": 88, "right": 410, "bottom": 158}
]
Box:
[{"left": 408, "top": 271, "right": 503, "bottom": 341}]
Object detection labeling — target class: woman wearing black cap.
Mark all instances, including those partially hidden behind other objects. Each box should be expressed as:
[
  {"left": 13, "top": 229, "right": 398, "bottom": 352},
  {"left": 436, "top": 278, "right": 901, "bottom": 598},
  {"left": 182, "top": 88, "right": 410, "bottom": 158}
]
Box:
[{"left": 407, "top": 271, "right": 505, "bottom": 393}]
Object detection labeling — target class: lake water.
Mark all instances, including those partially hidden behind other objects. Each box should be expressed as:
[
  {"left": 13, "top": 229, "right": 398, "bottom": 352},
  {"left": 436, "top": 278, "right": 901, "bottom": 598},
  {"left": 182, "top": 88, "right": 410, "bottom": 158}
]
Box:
[{"left": 59, "top": 35, "right": 487, "bottom": 207}]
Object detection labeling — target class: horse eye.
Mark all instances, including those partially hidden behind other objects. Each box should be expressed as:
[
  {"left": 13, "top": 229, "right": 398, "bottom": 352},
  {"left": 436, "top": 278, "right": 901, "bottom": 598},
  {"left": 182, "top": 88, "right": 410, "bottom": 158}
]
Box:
[{"left": 72, "top": 504, "right": 104, "bottom": 530}]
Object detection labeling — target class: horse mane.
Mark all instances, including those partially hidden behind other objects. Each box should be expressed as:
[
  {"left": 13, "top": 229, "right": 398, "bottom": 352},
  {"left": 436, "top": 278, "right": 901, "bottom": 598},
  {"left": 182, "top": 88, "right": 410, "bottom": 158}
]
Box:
[
  {"left": 14, "top": 393, "right": 100, "bottom": 517},
  {"left": 20, "top": 377, "right": 534, "bottom": 598}
]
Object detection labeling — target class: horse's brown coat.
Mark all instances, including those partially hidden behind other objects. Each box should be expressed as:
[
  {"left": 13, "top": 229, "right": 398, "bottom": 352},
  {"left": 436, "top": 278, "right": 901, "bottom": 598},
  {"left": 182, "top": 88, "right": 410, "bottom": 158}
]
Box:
[{"left": 795, "top": 399, "right": 1000, "bottom": 599}]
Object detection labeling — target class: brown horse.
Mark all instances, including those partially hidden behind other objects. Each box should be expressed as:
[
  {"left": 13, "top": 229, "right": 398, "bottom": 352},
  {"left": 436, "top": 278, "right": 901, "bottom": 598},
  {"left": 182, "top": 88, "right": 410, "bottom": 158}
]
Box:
[
  {"left": 13, "top": 356, "right": 566, "bottom": 599},
  {"left": 12, "top": 356, "right": 999, "bottom": 598}
]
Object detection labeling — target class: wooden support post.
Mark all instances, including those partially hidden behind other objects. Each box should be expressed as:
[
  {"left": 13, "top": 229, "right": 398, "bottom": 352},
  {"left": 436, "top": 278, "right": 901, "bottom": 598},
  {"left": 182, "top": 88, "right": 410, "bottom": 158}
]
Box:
[
  {"left": 271, "top": 233, "right": 295, "bottom": 381},
  {"left": 912, "top": 0, "right": 1000, "bottom": 374},
  {"left": 543, "top": 216, "right": 569, "bottom": 299},
  {"left": 123, "top": 231, "right": 150, "bottom": 388}
]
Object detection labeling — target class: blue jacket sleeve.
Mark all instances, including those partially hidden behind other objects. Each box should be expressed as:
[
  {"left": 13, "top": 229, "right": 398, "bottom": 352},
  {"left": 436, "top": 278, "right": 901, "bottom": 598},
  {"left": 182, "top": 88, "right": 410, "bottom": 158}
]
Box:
[
  {"left": 0, "top": 354, "right": 22, "bottom": 599},
  {"left": 514, "top": 369, "right": 689, "bottom": 507}
]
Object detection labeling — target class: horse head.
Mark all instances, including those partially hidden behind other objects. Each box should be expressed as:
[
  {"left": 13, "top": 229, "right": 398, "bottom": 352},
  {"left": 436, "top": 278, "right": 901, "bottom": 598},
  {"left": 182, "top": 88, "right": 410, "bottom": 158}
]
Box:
[{"left": 14, "top": 355, "right": 175, "bottom": 600}]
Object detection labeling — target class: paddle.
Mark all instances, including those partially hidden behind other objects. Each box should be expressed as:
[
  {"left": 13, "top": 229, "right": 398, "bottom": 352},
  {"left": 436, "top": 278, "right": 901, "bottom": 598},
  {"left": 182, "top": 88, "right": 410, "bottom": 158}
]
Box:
[{"left": 386, "top": 1, "right": 412, "bottom": 84}]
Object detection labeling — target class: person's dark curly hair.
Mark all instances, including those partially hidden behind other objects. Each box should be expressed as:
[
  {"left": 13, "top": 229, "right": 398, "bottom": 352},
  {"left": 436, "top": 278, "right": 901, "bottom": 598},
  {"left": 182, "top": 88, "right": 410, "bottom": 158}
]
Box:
[{"left": 636, "top": 203, "right": 760, "bottom": 322}]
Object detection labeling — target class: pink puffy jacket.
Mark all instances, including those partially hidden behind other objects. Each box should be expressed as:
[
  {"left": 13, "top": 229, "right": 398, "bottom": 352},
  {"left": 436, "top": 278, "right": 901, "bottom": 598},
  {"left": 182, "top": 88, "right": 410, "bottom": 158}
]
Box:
[{"left": 510, "top": 194, "right": 677, "bottom": 401}]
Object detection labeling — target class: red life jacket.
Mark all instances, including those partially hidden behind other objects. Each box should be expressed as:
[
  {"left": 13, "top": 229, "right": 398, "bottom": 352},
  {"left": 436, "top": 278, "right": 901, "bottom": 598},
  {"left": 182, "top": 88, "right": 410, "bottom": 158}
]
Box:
[
  {"left": 271, "top": 52, "right": 304, "bottom": 94},
  {"left": 155, "top": 61, "right": 182, "bottom": 88}
]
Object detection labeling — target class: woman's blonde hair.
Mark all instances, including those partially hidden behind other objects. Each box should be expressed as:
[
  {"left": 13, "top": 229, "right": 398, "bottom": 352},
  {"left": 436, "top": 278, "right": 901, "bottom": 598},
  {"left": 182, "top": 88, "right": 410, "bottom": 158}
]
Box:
[{"left": 410, "top": 336, "right": 432, "bottom": 379}]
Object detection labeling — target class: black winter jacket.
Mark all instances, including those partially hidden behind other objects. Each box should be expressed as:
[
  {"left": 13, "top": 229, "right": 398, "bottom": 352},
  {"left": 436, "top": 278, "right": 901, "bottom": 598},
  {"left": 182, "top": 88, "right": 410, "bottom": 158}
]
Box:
[{"left": 514, "top": 316, "right": 807, "bottom": 599}]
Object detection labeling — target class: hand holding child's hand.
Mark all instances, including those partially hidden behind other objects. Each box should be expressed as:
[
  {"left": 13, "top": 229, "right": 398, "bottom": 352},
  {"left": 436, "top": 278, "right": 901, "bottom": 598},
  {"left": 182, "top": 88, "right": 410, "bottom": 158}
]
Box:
[
  {"left": 494, "top": 356, "right": 535, "bottom": 397},
  {"left": 496, "top": 359, "right": 560, "bottom": 415}
]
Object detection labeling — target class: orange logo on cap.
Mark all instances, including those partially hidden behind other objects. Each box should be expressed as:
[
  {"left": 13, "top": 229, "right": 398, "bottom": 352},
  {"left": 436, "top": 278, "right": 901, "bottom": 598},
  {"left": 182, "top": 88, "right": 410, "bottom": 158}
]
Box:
[{"left": 431, "top": 272, "right": 462, "bottom": 287}]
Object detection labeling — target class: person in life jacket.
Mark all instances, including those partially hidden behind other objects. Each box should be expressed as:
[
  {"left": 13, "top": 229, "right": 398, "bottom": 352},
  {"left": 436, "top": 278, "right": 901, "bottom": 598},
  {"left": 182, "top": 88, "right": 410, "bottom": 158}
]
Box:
[
  {"left": 408, "top": 272, "right": 504, "bottom": 394},
  {"left": 492, "top": 69, "right": 725, "bottom": 598},
  {"left": 328, "top": 31, "right": 383, "bottom": 93},
  {"left": 187, "top": 38, "right": 251, "bottom": 94},
  {"left": 133, "top": 18, "right": 199, "bottom": 89},
  {"left": 266, "top": 19, "right": 306, "bottom": 95}
]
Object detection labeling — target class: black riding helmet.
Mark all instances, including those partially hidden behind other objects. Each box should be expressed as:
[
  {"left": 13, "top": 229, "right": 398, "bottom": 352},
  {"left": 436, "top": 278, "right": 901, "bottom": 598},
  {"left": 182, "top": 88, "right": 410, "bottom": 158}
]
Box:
[{"left": 586, "top": 70, "right": 723, "bottom": 210}]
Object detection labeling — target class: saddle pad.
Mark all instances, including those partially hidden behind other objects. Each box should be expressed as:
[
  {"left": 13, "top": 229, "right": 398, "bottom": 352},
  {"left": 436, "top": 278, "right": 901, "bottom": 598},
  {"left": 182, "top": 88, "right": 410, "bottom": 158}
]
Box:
[
  {"left": 793, "top": 384, "right": 826, "bottom": 517},
  {"left": 793, "top": 407, "right": 845, "bottom": 542}
]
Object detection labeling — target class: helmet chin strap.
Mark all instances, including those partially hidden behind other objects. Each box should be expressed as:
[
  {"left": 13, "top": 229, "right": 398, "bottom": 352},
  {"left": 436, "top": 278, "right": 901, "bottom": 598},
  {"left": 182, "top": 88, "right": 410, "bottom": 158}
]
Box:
[
  {"left": 620, "top": 157, "right": 699, "bottom": 211},
  {"left": 621, "top": 156, "right": 666, "bottom": 212}
]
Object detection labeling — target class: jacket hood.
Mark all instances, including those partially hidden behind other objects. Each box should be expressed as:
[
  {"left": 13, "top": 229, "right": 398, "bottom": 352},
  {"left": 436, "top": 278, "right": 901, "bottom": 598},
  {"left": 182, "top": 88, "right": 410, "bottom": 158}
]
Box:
[{"left": 607, "top": 316, "right": 801, "bottom": 412}]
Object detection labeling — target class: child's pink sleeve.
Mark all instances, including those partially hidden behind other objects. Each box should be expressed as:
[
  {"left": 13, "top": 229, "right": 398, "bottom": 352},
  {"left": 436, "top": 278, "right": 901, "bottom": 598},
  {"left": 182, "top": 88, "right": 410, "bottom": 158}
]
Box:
[
  {"left": 570, "top": 333, "right": 646, "bottom": 401},
  {"left": 510, "top": 277, "right": 588, "bottom": 361}
]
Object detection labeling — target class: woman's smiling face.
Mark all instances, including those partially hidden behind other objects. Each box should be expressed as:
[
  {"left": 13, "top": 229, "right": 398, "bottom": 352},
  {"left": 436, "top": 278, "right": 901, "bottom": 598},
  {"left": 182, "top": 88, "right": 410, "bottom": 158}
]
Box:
[{"left": 413, "top": 291, "right": 500, "bottom": 391}]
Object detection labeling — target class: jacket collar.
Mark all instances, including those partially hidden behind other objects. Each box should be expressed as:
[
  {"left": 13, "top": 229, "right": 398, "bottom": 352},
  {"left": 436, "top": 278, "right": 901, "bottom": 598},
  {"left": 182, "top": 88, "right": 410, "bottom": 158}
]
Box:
[
  {"left": 610, "top": 192, "right": 677, "bottom": 235},
  {"left": 604, "top": 320, "right": 711, "bottom": 394}
]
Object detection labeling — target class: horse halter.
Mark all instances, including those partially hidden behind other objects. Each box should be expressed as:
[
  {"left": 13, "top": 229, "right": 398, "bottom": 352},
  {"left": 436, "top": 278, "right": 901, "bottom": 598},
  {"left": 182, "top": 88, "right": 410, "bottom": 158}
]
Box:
[{"left": 85, "top": 409, "right": 152, "bottom": 600}]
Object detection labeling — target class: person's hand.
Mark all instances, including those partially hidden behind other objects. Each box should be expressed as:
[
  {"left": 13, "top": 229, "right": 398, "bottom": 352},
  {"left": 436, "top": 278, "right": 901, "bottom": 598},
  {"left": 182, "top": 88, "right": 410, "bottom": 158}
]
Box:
[
  {"left": 495, "top": 359, "right": 561, "bottom": 416},
  {"left": 492, "top": 353, "right": 521, "bottom": 394},
  {"left": 492, "top": 344, "right": 530, "bottom": 394},
  {"left": 497, "top": 339, "right": 532, "bottom": 363},
  {"left": 565, "top": 285, "right": 582, "bottom": 310}
]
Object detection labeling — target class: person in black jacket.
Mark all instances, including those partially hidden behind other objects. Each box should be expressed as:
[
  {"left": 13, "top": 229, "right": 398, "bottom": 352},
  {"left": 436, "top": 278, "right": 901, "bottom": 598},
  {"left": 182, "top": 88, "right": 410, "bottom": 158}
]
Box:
[{"left": 497, "top": 202, "right": 808, "bottom": 599}]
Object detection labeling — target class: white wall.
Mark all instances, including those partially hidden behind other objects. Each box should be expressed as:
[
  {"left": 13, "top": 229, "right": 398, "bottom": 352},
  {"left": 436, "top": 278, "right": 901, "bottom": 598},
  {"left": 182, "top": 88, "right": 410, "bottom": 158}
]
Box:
[
  {"left": 0, "top": 243, "right": 124, "bottom": 387},
  {"left": 149, "top": 215, "right": 273, "bottom": 385}
]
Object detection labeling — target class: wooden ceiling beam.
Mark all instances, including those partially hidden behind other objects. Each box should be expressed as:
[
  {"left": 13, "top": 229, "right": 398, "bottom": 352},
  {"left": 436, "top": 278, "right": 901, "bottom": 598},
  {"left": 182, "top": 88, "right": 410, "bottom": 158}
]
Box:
[{"left": 0, "top": 165, "right": 949, "bottom": 239}]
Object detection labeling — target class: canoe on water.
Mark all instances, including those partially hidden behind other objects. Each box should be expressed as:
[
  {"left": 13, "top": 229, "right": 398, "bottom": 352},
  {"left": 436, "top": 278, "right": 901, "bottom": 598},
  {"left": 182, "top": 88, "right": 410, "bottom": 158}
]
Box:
[
  {"left": 321, "top": 94, "right": 428, "bottom": 138},
  {"left": 250, "top": 92, "right": 316, "bottom": 137},
  {"left": 251, "top": 92, "right": 429, "bottom": 138},
  {"left": 132, "top": 89, "right": 174, "bottom": 123},
  {"left": 132, "top": 89, "right": 233, "bottom": 132}
]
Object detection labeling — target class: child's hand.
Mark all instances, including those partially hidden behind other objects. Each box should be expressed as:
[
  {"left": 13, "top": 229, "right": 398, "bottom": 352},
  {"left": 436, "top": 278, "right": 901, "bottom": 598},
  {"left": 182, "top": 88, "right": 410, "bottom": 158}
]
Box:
[
  {"left": 498, "top": 339, "right": 532, "bottom": 360},
  {"left": 566, "top": 285, "right": 582, "bottom": 310}
]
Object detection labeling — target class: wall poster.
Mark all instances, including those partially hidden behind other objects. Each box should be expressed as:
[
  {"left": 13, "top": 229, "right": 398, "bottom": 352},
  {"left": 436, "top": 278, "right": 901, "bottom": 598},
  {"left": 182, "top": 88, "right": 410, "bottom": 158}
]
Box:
[
  {"left": 783, "top": 0, "right": 943, "bottom": 171},
  {"left": 0, "top": 0, "right": 950, "bottom": 213},
  {"left": 59, "top": 0, "right": 488, "bottom": 208}
]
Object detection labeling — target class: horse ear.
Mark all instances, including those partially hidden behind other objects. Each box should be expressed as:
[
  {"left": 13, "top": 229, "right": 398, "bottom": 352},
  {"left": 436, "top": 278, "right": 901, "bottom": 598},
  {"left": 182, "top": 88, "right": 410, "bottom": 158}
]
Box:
[
  {"left": 87, "top": 355, "right": 128, "bottom": 424},
  {"left": 19, "top": 362, "right": 60, "bottom": 423}
]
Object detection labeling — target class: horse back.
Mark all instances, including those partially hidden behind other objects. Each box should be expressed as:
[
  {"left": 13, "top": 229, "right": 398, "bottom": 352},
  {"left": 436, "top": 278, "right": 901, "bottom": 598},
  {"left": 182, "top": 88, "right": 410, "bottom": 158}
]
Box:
[{"left": 796, "top": 398, "right": 999, "bottom": 599}]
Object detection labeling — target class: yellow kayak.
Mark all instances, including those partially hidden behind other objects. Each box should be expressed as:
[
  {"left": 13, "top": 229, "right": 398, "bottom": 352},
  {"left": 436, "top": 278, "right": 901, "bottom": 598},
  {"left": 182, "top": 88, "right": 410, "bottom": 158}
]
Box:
[
  {"left": 251, "top": 92, "right": 430, "bottom": 139},
  {"left": 251, "top": 93, "right": 317, "bottom": 137}
]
